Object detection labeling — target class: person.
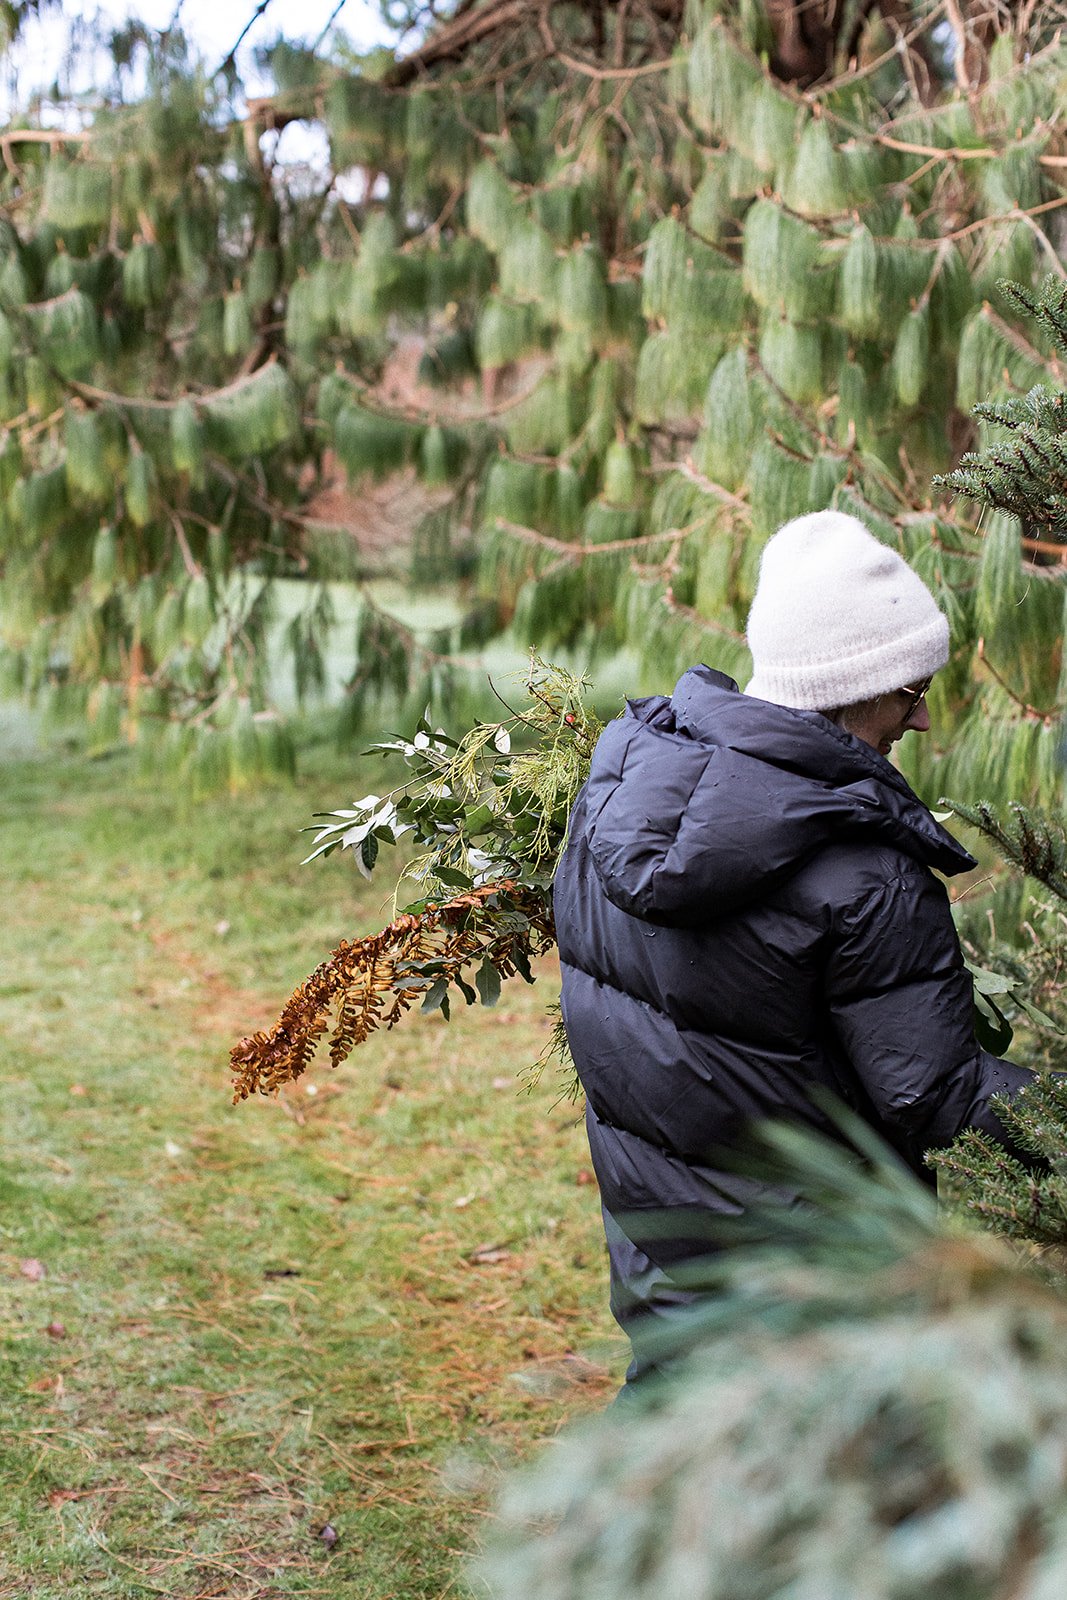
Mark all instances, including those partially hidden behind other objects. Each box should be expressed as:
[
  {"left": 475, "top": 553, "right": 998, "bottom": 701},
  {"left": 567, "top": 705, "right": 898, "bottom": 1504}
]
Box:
[{"left": 553, "top": 509, "right": 1038, "bottom": 1389}]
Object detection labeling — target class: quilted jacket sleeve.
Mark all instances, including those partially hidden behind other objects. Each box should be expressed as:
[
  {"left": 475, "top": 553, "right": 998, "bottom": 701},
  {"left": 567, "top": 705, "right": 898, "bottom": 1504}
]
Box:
[{"left": 824, "top": 861, "right": 1040, "bottom": 1169}]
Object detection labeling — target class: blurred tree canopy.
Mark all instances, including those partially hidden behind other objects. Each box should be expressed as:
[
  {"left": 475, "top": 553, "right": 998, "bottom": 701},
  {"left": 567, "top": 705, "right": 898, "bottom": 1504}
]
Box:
[{"left": 1, "top": 0, "right": 1066, "bottom": 797}]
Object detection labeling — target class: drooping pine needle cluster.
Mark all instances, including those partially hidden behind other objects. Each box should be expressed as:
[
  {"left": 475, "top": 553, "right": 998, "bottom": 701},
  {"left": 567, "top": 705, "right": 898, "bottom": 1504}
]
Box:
[
  {"left": 936, "top": 275, "right": 1067, "bottom": 537},
  {"left": 5, "top": 6, "right": 1067, "bottom": 812}
]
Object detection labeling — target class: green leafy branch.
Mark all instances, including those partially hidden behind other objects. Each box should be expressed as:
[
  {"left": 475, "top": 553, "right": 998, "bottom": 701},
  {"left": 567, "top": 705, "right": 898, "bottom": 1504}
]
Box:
[
  {"left": 233, "top": 658, "right": 602, "bottom": 1096},
  {"left": 302, "top": 654, "right": 602, "bottom": 902}
]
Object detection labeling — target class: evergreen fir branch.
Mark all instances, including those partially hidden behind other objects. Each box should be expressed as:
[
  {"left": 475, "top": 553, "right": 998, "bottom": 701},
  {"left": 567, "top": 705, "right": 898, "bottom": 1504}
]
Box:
[
  {"left": 1000, "top": 272, "right": 1067, "bottom": 355},
  {"left": 494, "top": 517, "right": 684, "bottom": 560},
  {"left": 480, "top": 1131, "right": 1067, "bottom": 1600},
  {"left": 941, "top": 798, "right": 1067, "bottom": 902},
  {"left": 930, "top": 1075, "right": 1067, "bottom": 1248},
  {"left": 66, "top": 357, "right": 292, "bottom": 416}
]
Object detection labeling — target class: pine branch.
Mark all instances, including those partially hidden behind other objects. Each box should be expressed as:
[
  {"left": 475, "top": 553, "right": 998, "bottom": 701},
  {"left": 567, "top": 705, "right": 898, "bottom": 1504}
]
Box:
[
  {"left": 384, "top": 0, "right": 531, "bottom": 86},
  {"left": 67, "top": 356, "right": 285, "bottom": 414},
  {"left": 942, "top": 798, "right": 1067, "bottom": 902},
  {"left": 668, "top": 456, "right": 750, "bottom": 512},
  {"left": 330, "top": 362, "right": 549, "bottom": 425},
  {"left": 536, "top": 7, "right": 675, "bottom": 81},
  {"left": 494, "top": 517, "right": 682, "bottom": 559},
  {"left": 930, "top": 1076, "right": 1067, "bottom": 1248}
]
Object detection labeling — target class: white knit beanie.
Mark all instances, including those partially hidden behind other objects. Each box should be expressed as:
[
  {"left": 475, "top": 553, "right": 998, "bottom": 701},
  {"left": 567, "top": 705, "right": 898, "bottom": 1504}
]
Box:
[{"left": 744, "top": 510, "right": 949, "bottom": 711}]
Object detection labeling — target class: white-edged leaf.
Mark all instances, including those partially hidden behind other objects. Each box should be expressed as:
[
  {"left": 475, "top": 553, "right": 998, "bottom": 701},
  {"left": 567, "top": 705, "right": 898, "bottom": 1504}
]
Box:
[{"left": 301, "top": 797, "right": 409, "bottom": 864}]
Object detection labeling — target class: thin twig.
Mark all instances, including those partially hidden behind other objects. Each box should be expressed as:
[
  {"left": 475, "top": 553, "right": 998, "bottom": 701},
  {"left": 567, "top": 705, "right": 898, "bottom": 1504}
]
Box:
[
  {"left": 817, "top": 0, "right": 949, "bottom": 96},
  {"left": 976, "top": 636, "right": 1057, "bottom": 723},
  {"left": 312, "top": 0, "right": 349, "bottom": 53},
  {"left": 168, "top": 508, "right": 203, "bottom": 579},
  {"left": 137, "top": 1464, "right": 180, "bottom": 1505},
  {"left": 1016, "top": 210, "right": 1067, "bottom": 279},
  {"left": 979, "top": 302, "right": 1063, "bottom": 383},
  {"left": 0, "top": 128, "right": 90, "bottom": 150},
  {"left": 667, "top": 457, "right": 750, "bottom": 512},
  {"left": 494, "top": 517, "right": 686, "bottom": 557},
  {"left": 538, "top": 5, "right": 674, "bottom": 80},
  {"left": 215, "top": 0, "right": 279, "bottom": 78}
]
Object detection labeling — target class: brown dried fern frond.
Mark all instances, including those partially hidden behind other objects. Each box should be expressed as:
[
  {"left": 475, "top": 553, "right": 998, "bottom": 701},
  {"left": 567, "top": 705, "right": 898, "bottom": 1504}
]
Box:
[{"left": 230, "top": 879, "right": 555, "bottom": 1102}]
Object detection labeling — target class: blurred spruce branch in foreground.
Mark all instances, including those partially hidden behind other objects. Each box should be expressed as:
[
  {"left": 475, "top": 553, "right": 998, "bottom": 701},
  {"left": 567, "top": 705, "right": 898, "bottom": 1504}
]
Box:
[{"left": 477, "top": 1121, "right": 1067, "bottom": 1600}]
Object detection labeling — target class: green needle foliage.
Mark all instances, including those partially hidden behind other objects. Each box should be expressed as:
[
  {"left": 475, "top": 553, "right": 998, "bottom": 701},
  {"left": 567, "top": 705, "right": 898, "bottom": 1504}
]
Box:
[
  {"left": 937, "top": 275, "right": 1067, "bottom": 537},
  {"left": 3, "top": 4, "right": 1067, "bottom": 807},
  {"left": 933, "top": 1077, "right": 1067, "bottom": 1245},
  {"left": 948, "top": 798, "right": 1067, "bottom": 903},
  {"left": 924, "top": 263, "right": 1067, "bottom": 1245},
  {"left": 479, "top": 1126, "right": 1067, "bottom": 1600},
  {"left": 927, "top": 798, "right": 1067, "bottom": 1246}
]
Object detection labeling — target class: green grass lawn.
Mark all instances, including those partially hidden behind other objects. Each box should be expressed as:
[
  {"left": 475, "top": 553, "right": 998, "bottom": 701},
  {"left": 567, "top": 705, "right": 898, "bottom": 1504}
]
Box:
[{"left": 0, "top": 730, "right": 620, "bottom": 1599}]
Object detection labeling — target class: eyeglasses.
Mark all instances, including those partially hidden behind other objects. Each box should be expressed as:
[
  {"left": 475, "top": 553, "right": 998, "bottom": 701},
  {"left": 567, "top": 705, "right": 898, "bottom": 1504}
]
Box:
[{"left": 897, "top": 676, "right": 933, "bottom": 721}]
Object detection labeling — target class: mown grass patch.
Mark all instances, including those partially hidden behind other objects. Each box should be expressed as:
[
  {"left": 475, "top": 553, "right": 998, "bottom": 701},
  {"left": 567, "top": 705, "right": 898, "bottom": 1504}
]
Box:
[{"left": 0, "top": 736, "right": 620, "bottom": 1599}]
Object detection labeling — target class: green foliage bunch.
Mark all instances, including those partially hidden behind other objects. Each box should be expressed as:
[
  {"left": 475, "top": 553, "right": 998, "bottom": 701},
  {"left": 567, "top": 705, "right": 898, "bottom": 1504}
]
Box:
[
  {"left": 7, "top": 3, "right": 1067, "bottom": 810},
  {"left": 926, "top": 799, "right": 1067, "bottom": 1246},
  {"left": 0, "top": 27, "right": 319, "bottom": 786},
  {"left": 479, "top": 1128, "right": 1067, "bottom": 1600},
  {"left": 303, "top": 655, "right": 600, "bottom": 901},
  {"left": 232, "top": 659, "right": 598, "bottom": 1093}
]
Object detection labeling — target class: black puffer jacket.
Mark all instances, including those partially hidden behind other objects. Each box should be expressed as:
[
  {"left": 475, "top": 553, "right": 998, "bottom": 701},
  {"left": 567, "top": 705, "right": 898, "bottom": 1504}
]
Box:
[{"left": 554, "top": 667, "right": 1034, "bottom": 1367}]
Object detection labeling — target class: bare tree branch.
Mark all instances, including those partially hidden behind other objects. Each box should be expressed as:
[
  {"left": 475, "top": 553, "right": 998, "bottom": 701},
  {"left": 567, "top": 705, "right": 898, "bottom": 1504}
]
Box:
[{"left": 215, "top": 0, "right": 280, "bottom": 79}]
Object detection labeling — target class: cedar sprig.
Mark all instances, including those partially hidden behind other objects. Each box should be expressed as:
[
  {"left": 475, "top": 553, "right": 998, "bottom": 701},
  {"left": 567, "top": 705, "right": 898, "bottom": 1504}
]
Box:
[{"left": 230, "top": 879, "right": 554, "bottom": 1101}]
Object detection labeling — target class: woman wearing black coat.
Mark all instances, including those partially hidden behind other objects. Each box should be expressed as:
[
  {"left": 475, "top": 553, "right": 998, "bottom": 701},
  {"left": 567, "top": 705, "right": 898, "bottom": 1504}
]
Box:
[{"left": 553, "top": 510, "right": 1036, "bottom": 1389}]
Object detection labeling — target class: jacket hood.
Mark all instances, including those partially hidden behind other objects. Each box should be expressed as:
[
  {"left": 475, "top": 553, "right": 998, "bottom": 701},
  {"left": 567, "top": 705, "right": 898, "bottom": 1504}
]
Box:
[{"left": 582, "top": 665, "right": 975, "bottom": 926}]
